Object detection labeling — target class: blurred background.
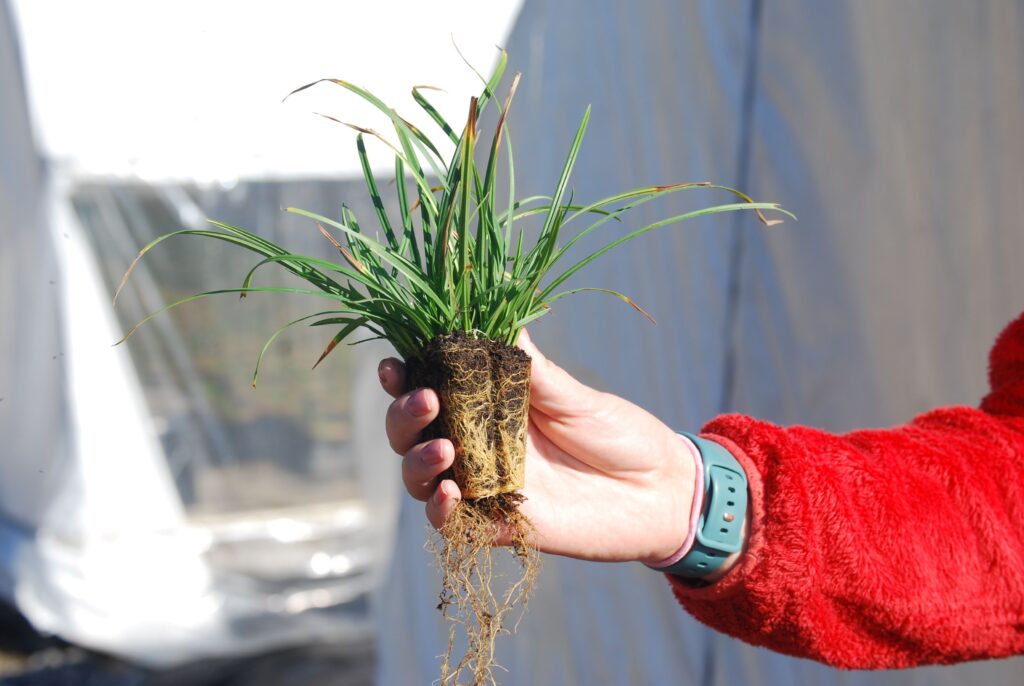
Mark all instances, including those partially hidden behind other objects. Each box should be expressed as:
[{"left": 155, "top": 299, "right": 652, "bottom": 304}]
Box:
[{"left": 2, "top": 1, "right": 1023, "bottom": 685}]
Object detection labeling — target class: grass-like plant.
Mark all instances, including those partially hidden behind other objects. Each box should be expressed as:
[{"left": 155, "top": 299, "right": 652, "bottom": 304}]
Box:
[{"left": 116, "top": 51, "right": 790, "bottom": 685}]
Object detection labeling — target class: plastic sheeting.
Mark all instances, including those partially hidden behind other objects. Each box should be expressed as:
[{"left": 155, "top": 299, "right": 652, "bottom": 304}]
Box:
[
  {"left": 9, "top": 0, "right": 525, "bottom": 181},
  {"left": 376, "top": 1, "right": 1024, "bottom": 684},
  {"left": 0, "top": 0, "right": 397, "bottom": 664},
  {"left": 0, "top": 0, "right": 66, "bottom": 544}
]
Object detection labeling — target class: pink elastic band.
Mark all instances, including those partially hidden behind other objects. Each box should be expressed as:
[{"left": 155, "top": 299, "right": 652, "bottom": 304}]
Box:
[{"left": 646, "top": 433, "right": 704, "bottom": 569}]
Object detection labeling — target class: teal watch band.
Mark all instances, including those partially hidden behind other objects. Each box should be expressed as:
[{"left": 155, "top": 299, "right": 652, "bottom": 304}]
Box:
[{"left": 663, "top": 433, "right": 748, "bottom": 578}]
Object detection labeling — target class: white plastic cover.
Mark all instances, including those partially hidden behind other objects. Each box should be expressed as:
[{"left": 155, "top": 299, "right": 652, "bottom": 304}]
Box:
[
  {"left": 376, "top": 1, "right": 1024, "bottom": 684},
  {"left": 0, "top": 0, "right": 396, "bottom": 665}
]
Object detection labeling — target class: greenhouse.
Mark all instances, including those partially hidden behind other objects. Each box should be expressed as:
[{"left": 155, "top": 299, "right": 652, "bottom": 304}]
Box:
[{"left": 2, "top": 1, "right": 1023, "bottom": 685}]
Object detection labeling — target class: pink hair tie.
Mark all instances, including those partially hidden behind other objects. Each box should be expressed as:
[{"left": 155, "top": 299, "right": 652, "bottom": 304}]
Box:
[{"left": 645, "top": 433, "right": 704, "bottom": 569}]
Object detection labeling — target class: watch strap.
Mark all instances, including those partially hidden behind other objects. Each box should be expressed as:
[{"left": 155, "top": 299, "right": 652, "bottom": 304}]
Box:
[{"left": 661, "top": 432, "right": 748, "bottom": 578}]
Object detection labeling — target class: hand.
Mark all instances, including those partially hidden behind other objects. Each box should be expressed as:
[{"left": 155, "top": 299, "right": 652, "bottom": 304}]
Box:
[{"left": 378, "top": 330, "right": 695, "bottom": 564}]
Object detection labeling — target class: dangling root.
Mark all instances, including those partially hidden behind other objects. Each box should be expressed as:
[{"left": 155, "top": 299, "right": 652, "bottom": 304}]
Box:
[
  {"left": 407, "top": 332, "right": 537, "bottom": 684},
  {"left": 430, "top": 493, "right": 540, "bottom": 686}
]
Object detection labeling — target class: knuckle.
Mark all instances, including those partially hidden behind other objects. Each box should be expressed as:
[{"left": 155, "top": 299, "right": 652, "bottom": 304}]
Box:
[
  {"left": 385, "top": 398, "right": 416, "bottom": 453},
  {"left": 385, "top": 427, "right": 402, "bottom": 454},
  {"left": 386, "top": 424, "right": 405, "bottom": 454},
  {"left": 402, "top": 453, "right": 434, "bottom": 500},
  {"left": 401, "top": 450, "right": 423, "bottom": 479},
  {"left": 425, "top": 502, "right": 444, "bottom": 530}
]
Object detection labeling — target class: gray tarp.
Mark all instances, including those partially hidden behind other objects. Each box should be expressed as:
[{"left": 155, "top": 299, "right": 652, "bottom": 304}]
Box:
[{"left": 376, "top": 1, "right": 1024, "bottom": 684}]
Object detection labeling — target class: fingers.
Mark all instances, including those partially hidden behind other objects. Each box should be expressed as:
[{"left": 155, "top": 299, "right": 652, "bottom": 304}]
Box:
[
  {"left": 385, "top": 388, "right": 439, "bottom": 454},
  {"left": 377, "top": 358, "right": 406, "bottom": 398},
  {"left": 424, "top": 479, "right": 462, "bottom": 529},
  {"left": 380, "top": 355, "right": 441, "bottom": 455},
  {"left": 378, "top": 356, "right": 455, "bottom": 513},
  {"left": 402, "top": 439, "right": 455, "bottom": 501},
  {"left": 377, "top": 357, "right": 459, "bottom": 528}
]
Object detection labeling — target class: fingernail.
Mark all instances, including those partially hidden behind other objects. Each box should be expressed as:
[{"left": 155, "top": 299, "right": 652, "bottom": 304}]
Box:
[
  {"left": 440, "top": 480, "right": 459, "bottom": 501},
  {"left": 422, "top": 442, "right": 446, "bottom": 466},
  {"left": 408, "top": 390, "right": 432, "bottom": 417},
  {"left": 377, "top": 360, "right": 391, "bottom": 384}
]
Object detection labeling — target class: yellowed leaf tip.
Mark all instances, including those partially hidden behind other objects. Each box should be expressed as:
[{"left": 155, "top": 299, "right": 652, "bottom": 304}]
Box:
[
  {"left": 312, "top": 338, "right": 339, "bottom": 369},
  {"left": 625, "top": 296, "right": 657, "bottom": 325},
  {"left": 318, "top": 223, "right": 367, "bottom": 274}
]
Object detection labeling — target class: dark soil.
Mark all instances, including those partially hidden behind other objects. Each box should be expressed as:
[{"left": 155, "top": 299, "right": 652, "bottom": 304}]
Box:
[{"left": 405, "top": 331, "right": 531, "bottom": 501}]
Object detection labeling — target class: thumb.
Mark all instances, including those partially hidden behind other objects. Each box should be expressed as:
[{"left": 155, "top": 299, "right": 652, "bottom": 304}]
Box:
[{"left": 516, "top": 329, "right": 605, "bottom": 417}]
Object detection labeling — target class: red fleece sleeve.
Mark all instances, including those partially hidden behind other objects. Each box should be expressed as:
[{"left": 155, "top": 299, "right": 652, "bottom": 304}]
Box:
[{"left": 670, "top": 313, "right": 1024, "bottom": 669}]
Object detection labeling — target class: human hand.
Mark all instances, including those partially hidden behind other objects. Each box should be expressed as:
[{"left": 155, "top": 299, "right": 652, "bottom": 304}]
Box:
[{"left": 378, "top": 330, "right": 695, "bottom": 564}]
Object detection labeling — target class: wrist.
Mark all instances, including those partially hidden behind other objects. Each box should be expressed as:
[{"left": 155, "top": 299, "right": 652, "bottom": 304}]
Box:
[
  {"left": 650, "top": 433, "right": 749, "bottom": 581},
  {"left": 642, "top": 433, "right": 703, "bottom": 565}
]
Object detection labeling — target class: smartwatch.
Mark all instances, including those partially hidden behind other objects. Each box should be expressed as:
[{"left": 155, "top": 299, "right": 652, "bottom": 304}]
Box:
[{"left": 661, "top": 433, "right": 748, "bottom": 578}]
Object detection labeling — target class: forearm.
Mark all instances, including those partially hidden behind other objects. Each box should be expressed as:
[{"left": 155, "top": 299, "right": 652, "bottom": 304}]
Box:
[{"left": 669, "top": 410, "right": 1024, "bottom": 668}]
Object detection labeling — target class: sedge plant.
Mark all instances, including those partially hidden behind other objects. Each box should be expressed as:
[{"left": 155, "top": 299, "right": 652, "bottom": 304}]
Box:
[{"left": 116, "top": 51, "right": 791, "bottom": 685}]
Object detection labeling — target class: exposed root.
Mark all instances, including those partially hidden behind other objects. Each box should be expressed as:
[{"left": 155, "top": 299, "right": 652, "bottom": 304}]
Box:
[
  {"left": 407, "top": 331, "right": 530, "bottom": 500},
  {"left": 430, "top": 494, "right": 540, "bottom": 686}
]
